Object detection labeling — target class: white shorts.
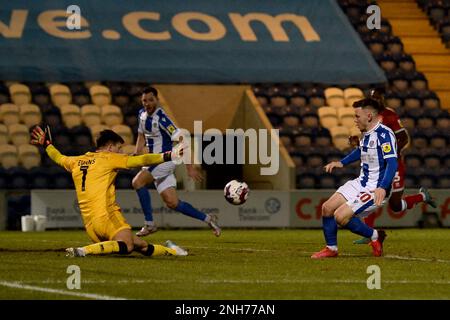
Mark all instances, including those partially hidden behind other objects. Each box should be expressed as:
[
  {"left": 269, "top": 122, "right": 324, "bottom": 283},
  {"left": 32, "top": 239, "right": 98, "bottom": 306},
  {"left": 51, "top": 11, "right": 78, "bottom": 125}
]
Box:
[
  {"left": 336, "top": 179, "right": 387, "bottom": 218},
  {"left": 144, "top": 161, "right": 177, "bottom": 194}
]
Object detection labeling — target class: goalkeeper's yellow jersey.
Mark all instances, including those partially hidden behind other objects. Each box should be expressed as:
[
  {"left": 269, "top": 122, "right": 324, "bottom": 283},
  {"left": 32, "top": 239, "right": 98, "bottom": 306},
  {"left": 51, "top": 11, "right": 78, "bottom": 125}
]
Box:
[
  {"left": 45, "top": 146, "right": 164, "bottom": 226},
  {"left": 57, "top": 150, "right": 130, "bottom": 224}
]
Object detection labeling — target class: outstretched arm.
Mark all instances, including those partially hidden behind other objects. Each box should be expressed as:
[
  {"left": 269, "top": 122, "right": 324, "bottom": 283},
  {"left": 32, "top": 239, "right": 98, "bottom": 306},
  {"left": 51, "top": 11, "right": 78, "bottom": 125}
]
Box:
[
  {"left": 31, "top": 126, "right": 67, "bottom": 168},
  {"left": 340, "top": 148, "right": 361, "bottom": 166},
  {"left": 126, "top": 142, "right": 184, "bottom": 168}
]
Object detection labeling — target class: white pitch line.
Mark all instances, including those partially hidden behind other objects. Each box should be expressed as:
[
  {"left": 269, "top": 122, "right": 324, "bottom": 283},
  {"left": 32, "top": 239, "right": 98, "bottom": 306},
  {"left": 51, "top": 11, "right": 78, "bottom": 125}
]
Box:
[{"left": 0, "top": 281, "right": 127, "bottom": 300}]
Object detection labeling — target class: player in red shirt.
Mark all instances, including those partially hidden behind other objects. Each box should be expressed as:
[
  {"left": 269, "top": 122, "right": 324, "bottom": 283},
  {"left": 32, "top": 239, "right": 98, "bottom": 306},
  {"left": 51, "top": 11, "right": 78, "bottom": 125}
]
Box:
[{"left": 351, "top": 89, "right": 436, "bottom": 244}]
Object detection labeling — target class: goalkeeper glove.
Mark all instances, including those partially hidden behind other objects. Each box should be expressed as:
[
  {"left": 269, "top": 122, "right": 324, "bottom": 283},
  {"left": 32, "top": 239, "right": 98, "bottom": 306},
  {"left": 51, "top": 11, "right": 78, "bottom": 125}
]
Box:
[
  {"left": 163, "top": 142, "right": 184, "bottom": 163},
  {"left": 30, "top": 125, "right": 53, "bottom": 148}
]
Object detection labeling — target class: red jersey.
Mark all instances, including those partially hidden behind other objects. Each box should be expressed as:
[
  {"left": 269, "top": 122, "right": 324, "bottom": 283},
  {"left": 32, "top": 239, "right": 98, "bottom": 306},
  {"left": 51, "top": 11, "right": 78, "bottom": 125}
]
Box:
[{"left": 379, "top": 108, "right": 406, "bottom": 135}]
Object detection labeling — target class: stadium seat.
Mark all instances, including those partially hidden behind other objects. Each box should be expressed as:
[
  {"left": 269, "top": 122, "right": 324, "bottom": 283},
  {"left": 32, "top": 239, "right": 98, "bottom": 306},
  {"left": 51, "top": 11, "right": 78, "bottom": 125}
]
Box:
[
  {"left": 290, "top": 91, "right": 308, "bottom": 108},
  {"left": 0, "top": 103, "right": 20, "bottom": 125},
  {"left": 49, "top": 84, "right": 72, "bottom": 108},
  {"left": 18, "top": 144, "right": 41, "bottom": 169},
  {"left": 115, "top": 170, "right": 134, "bottom": 189},
  {"left": 411, "top": 132, "right": 429, "bottom": 149},
  {"left": 302, "top": 113, "right": 320, "bottom": 129},
  {"left": 69, "top": 125, "right": 93, "bottom": 148},
  {"left": 417, "top": 115, "right": 434, "bottom": 130},
  {"left": 403, "top": 90, "right": 422, "bottom": 110},
  {"left": 349, "top": 126, "right": 360, "bottom": 139},
  {"left": 60, "top": 104, "right": 82, "bottom": 128},
  {"left": 7, "top": 123, "right": 29, "bottom": 146},
  {"left": 308, "top": 88, "right": 325, "bottom": 108},
  {"left": 9, "top": 83, "right": 31, "bottom": 106},
  {"left": 318, "top": 107, "right": 338, "bottom": 129},
  {"left": 89, "top": 124, "right": 109, "bottom": 143},
  {"left": 296, "top": 172, "right": 317, "bottom": 189},
  {"left": 421, "top": 91, "right": 440, "bottom": 109},
  {"left": 0, "top": 144, "right": 18, "bottom": 169},
  {"left": 423, "top": 152, "right": 441, "bottom": 169},
  {"left": 293, "top": 130, "right": 312, "bottom": 149},
  {"left": 282, "top": 113, "right": 301, "bottom": 128},
  {"left": 407, "top": 71, "right": 428, "bottom": 91},
  {"left": 7, "top": 166, "right": 29, "bottom": 189},
  {"left": 314, "top": 128, "right": 332, "bottom": 148},
  {"left": 324, "top": 87, "right": 345, "bottom": 108},
  {"left": 337, "top": 107, "right": 355, "bottom": 129},
  {"left": 384, "top": 91, "right": 403, "bottom": 110},
  {"left": 0, "top": 124, "right": 8, "bottom": 145},
  {"left": 48, "top": 166, "right": 73, "bottom": 189},
  {"left": 121, "top": 144, "right": 136, "bottom": 155},
  {"left": 19, "top": 104, "right": 42, "bottom": 128},
  {"left": 111, "top": 124, "right": 134, "bottom": 145},
  {"left": 113, "top": 93, "right": 131, "bottom": 109},
  {"left": 29, "top": 167, "right": 50, "bottom": 189},
  {"left": 318, "top": 174, "right": 337, "bottom": 189},
  {"left": 438, "top": 175, "right": 450, "bottom": 188},
  {"left": 101, "top": 105, "right": 123, "bottom": 127},
  {"left": 43, "top": 107, "right": 63, "bottom": 128},
  {"left": 343, "top": 87, "right": 364, "bottom": 107},
  {"left": 329, "top": 126, "right": 350, "bottom": 151},
  {"left": 429, "top": 133, "right": 447, "bottom": 149},
  {"left": 81, "top": 104, "right": 102, "bottom": 126},
  {"left": 89, "top": 85, "right": 112, "bottom": 107}
]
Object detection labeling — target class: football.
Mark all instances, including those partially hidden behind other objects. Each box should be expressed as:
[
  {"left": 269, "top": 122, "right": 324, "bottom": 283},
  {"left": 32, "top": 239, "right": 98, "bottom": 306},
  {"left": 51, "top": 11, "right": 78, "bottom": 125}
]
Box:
[{"left": 224, "top": 180, "right": 249, "bottom": 205}]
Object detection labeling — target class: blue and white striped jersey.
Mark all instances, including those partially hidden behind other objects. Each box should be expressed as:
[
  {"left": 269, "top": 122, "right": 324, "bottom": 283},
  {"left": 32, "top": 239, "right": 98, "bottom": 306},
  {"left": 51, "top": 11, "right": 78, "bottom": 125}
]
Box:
[
  {"left": 358, "top": 122, "right": 397, "bottom": 191},
  {"left": 137, "top": 107, "right": 180, "bottom": 153}
]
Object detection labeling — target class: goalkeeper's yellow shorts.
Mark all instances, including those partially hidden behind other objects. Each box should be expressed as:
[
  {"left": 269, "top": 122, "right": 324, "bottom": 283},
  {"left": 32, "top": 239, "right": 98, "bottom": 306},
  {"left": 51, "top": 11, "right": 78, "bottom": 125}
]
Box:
[{"left": 85, "top": 210, "right": 131, "bottom": 242}]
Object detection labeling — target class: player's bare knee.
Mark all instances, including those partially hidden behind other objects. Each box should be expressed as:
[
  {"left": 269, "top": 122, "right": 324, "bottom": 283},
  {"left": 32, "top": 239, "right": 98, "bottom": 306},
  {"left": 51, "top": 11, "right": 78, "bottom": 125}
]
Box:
[
  {"left": 165, "top": 199, "right": 179, "bottom": 209},
  {"left": 132, "top": 177, "right": 143, "bottom": 189},
  {"left": 322, "top": 202, "right": 334, "bottom": 217},
  {"left": 125, "top": 242, "right": 134, "bottom": 253}
]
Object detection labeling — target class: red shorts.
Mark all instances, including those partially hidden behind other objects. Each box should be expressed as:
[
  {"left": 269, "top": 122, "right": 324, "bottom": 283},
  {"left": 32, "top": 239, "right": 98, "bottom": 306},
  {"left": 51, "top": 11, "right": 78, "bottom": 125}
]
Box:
[{"left": 392, "top": 156, "right": 405, "bottom": 192}]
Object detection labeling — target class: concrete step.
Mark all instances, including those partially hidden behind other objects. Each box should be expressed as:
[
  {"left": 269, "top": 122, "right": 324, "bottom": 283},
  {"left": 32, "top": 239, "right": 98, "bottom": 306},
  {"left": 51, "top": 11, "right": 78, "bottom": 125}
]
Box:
[
  {"left": 427, "top": 72, "right": 450, "bottom": 91},
  {"left": 378, "top": 2, "right": 425, "bottom": 19},
  {"left": 389, "top": 19, "right": 435, "bottom": 36},
  {"left": 402, "top": 37, "right": 449, "bottom": 54},
  {"left": 414, "top": 54, "right": 450, "bottom": 72}
]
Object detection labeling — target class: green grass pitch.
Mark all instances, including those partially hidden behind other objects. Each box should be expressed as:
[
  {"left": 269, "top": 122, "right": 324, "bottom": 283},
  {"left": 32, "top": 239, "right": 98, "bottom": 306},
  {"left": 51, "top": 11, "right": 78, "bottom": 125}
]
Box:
[{"left": 0, "top": 229, "right": 449, "bottom": 300}]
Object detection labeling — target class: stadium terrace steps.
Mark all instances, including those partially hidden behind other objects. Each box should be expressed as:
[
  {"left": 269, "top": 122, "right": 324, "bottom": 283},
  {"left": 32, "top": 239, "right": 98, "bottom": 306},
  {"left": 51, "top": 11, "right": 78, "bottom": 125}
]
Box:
[
  {"left": 434, "top": 90, "right": 450, "bottom": 110},
  {"left": 378, "top": 0, "right": 450, "bottom": 109},
  {"left": 388, "top": 18, "right": 435, "bottom": 37},
  {"left": 377, "top": 0, "right": 426, "bottom": 19}
]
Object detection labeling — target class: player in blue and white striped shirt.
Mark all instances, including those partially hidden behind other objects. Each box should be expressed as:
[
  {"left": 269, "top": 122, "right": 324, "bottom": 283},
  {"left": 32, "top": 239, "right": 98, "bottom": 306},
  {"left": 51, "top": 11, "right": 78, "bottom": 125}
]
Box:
[
  {"left": 131, "top": 86, "right": 221, "bottom": 237},
  {"left": 312, "top": 98, "right": 397, "bottom": 259}
]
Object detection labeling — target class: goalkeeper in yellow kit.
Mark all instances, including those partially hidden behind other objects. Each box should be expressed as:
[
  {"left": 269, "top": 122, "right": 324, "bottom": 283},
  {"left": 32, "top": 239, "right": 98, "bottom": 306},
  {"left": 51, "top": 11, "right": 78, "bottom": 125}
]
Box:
[{"left": 31, "top": 126, "right": 188, "bottom": 257}]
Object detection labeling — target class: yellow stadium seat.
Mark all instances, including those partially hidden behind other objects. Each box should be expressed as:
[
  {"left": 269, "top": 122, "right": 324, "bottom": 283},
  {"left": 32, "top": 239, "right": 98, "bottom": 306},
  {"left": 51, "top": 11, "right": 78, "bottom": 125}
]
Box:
[
  {"left": 18, "top": 144, "right": 41, "bottom": 169},
  {"left": 60, "top": 104, "right": 82, "bottom": 128},
  {"left": 112, "top": 124, "right": 134, "bottom": 145},
  {"left": 324, "top": 87, "right": 345, "bottom": 108},
  {"left": 9, "top": 83, "right": 31, "bottom": 106},
  {"left": 101, "top": 105, "right": 123, "bottom": 127},
  {"left": 344, "top": 87, "right": 364, "bottom": 107},
  {"left": 330, "top": 126, "right": 350, "bottom": 151},
  {"left": 0, "top": 103, "right": 20, "bottom": 125},
  {"left": 8, "top": 123, "right": 30, "bottom": 146},
  {"left": 318, "top": 106, "right": 339, "bottom": 129},
  {"left": 0, "top": 124, "right": 8, "bottom": 145},
  {"left": 89, "top": 124, "right": 109, "bottom": 143},
  {"left": 19, "top": 104, "right": 42, "bottom": 128},
  {"left": 89, "top": 85, "right": 111, "bottom": 107},
  {"left": 337, "top": 107, "right": 356, "bottom": 129},
  {"left": 81, "top": 104, "right": 101, "bottom": 127},
  {"left": 121, "top": 144, "right": 136, "bottom": 155},
  {"left": 50, "top": 84, "right": 72, "bottom": 108},
  {"left": 349, "top": 126, "right": 361, "bottom": 138},
  {"left": 0, "top": 144, "right": 18, "bottom": 169}
]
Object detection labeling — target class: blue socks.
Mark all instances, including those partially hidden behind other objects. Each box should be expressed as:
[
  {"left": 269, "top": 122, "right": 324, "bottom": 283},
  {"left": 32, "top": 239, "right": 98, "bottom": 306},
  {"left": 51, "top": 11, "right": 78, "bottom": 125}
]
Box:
[
  {"left": 175, "top": 201, "right": 207, "bottom": 221},
  {"left": 136, "top": 187, "right": 153, "bottom": 222},
  {"left": 345, "top": 216, "right": 374, "bottom": 238},
  {"left": 322, "top": 216, "right": 338, "bottom": 246}
]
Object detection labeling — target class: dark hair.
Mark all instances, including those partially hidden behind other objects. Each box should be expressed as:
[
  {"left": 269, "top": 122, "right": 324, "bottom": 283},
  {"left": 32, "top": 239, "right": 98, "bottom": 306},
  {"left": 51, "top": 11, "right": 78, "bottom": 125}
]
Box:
[
  {"left": 142, "top": 86, "right": 158, "bottom": 97},
  {"left": 353, "top": 98, "right": 383, "bottom": 113},
  {"left": 96, "top": 130, "right": 124, "bottom": 148},
  {"left": 368, "top": 88, "right": 386, "bottom": 108}
]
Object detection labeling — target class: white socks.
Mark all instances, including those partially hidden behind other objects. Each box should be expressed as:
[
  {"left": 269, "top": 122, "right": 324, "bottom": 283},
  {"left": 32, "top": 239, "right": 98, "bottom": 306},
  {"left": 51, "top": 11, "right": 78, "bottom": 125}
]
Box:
[
  {"left": 326, "top": 245, "right": 338, "bottom": 251},
  {"left": 371, "top": 229, "right": 379, "bottom": 241}
]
